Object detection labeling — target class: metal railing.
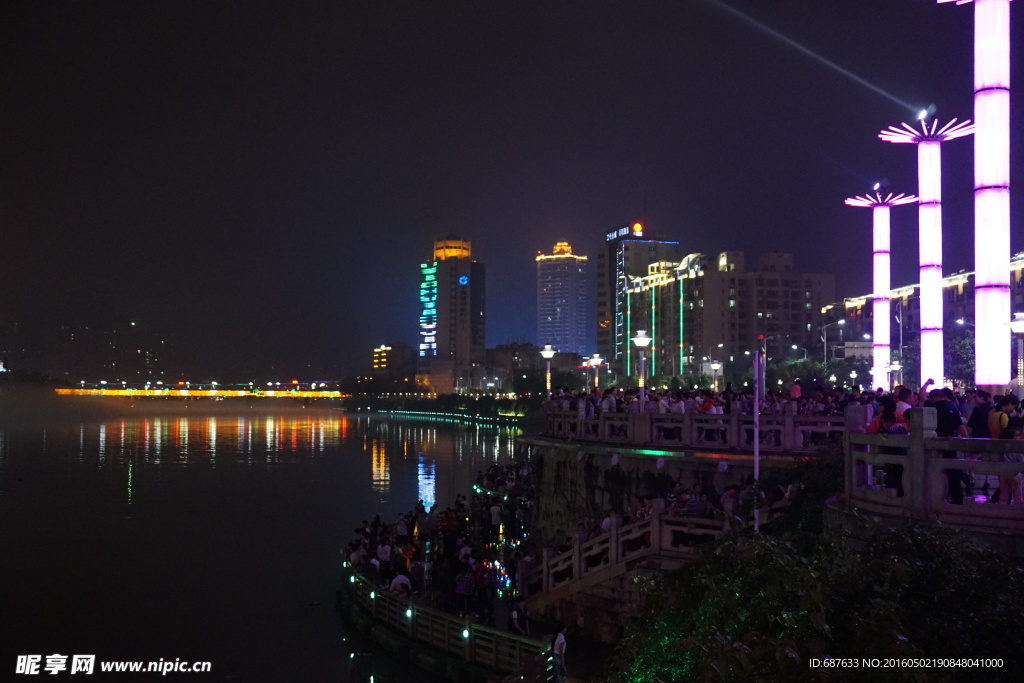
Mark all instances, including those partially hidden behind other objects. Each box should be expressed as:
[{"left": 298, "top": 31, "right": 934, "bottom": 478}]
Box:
[
  {"left": 544, "top": 407, "right": 846, "bottom": 452},
  {"left": 344, "top": 572, "right": 552, "bottom": 679}
]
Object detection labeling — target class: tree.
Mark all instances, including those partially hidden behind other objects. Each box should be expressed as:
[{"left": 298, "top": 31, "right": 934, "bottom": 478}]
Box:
[
  {"left": 612, "top": 521, "right": 1024, "bottom": 682},
  {"left": 610, "top": 448, "right": 1024, "bottom": 682},
  {"left": 944, "top": 325, "right": 974, "bottom": 389}
]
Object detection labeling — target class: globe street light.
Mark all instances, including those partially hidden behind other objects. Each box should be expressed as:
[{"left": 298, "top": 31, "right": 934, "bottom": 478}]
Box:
[
  {"left": 710, "top": 360, "right": 722, "bottom": 392},
  {"left": 632, "top": 330, "right": 652, "bottom": 406},
  {"left": 889, "top": 361, "right": 903, "bottom": 389},
  {"left": 540, "top": 344, "right": 556, "bottom": 399}
]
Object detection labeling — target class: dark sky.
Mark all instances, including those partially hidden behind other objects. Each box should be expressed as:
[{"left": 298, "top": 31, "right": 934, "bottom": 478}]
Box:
[{"left": 1, "top": 0, "right": 1021, "bottom": 378}]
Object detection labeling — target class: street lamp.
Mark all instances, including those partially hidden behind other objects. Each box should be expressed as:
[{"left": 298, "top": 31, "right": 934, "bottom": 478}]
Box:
[
  {"left": 589, "top": 354, "right": 603, "bottom": 389},
  {"left": 791, "top": 344, "right": 808, "bottom": 360},
  {"left": 821, "top": 319, "right": 845, "bottom": 363},
  {"left": 1008, "top": 313, "right": 1024, "bottom": 388},
  {"left": 540, "top": 344, "right": 556, "bottom": 399},
  {"left": 710, "top": 360, "right": 722, "bottom": 392},
  {"left": 889, "top": 361, "right": 902, "bottom": 390},
  {"left": 850, "top": 370, "right": 858, "bottom": 388},
  {"left": 632, "top": 330, "right": 652, "bottom": 405}
]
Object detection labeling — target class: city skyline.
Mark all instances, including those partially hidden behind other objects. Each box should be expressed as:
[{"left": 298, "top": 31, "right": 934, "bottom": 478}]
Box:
[{"left": 2, "top": 1, "right": 1021, "bottom": 377}]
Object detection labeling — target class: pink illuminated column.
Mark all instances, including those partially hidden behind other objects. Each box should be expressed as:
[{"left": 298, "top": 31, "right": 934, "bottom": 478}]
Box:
[
  {"left": 938, "top": 0, "right": 1012, "bottom": 387},
  {"left": 879, "top": 119, "right": 973, "bottom": 385},
  {"left": 846, "top": 192, "right": 919, "bottom": 388}
]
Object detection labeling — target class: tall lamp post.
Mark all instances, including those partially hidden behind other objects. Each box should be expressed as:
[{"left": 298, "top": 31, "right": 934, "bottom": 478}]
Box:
[
  {"left": 632, "top": 330, "right": 652, "bottom": 405},
  {"left": 1009, "top": 313, "right": 1024, "bottom": 389},
  {"left": 710, "top": 360, "right": 722, "bottom": 392},
  {"left": 540, "top": 344, "right": 556, "bottom": 399},
  {"left": 938, "top": 0, "right": 1012, "bottom": 392},
  {"left": 880, "top": 118, "right": 973, "bottom": 386},
  {"left": 589, "top": 354, "right": 603, "bottom": 389},
  {"left": 821, "top": 319, "right": 845, "bottom": 363},
  {"left": 845, "top": 191, "right": 919, "bottom": 387}
]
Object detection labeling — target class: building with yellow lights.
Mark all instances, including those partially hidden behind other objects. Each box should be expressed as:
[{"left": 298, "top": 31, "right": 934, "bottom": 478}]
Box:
[
  {"left": 596, "top": 223, "right": 682, "bottom": 375},
  {"left": 416, "top": 237, "right": 486, "bottom": 393},
  {"left": 370, "top": 343, "right": 415, "bottom": 384},
  {"left": 621, "top": 251, "right": 834, "bottom": 381},
  {"left": 536, "top": 241, "right": 588, "bottom": 354}
]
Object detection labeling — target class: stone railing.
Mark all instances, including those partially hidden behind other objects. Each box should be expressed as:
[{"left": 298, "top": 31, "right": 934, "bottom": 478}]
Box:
[
  {"left": 344, "top": 572, "right": 552, "bottom": 678},
  {"left": 843, "top": 406, "right": 1024, "bottom": 537},
  {"left": 544, "top": 406, "right": 845, "bottom": 452},
  {"left": 522, "top": 502, "right": 788, "bottom": 610}
]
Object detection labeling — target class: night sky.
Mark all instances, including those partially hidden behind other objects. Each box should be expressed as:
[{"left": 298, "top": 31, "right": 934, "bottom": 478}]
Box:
[{"left": 2, "top": 0, "right": 1021, "bottom": 379}]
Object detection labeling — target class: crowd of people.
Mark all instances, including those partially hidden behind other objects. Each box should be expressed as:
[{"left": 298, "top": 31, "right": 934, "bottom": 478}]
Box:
[
  {"left": 344, "top": 460, "right": 546, "bottom": 626},
  {"left": 864, "top": 383, "right": 1023, "bottom": 505},
  {"left": 548, "top": 378, "right": 1024, "bottom": 505},
  {"left": 546, "top": 379, "right": 996, "bottom": 420}
]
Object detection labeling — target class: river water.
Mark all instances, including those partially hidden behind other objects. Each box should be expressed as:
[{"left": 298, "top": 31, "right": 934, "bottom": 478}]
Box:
[{"left": 0, "top": 409, "right": 523, "bottom": 681}]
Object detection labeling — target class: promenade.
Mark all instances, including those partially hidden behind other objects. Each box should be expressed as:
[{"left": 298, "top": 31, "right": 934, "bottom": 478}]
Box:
[
  {"left": 840, "top": 405, "right": 1024, "bottom": 554},
  {"left": 543, "top": 404, "right": 845, "bottom": 453}
]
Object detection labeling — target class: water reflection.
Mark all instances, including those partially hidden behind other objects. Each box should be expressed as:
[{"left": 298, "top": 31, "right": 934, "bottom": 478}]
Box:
[
  {"left": 0, "top": 413, "right": 523, "bottom": 680},
  {"left": 417, "top": 453, "right": 436, "bottom": 510},
  {"left": 2, "top": 414, "right": 523, "bottom": 513}
]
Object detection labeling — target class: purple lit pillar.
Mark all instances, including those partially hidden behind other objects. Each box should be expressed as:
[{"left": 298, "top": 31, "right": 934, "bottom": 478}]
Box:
[
  {"left": 846, "top": 192, "right": 919, "bottom": 389},
  {"left": 939, "top": 0, "right": 1012, "bottom": 388},
  {"left": 880, "top": 119, "right": 973, "bottom": 385}
]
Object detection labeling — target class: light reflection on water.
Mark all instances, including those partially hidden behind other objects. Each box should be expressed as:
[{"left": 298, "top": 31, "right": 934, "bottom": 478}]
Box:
[
  {"left": 15, "top": 414, "right": 524, "bottom": 512},
  {"left": 0, "top": 413, "right": 525, "bottom": 681}
]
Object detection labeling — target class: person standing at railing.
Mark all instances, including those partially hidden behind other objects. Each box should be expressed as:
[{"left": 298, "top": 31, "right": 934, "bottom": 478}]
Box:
[
  {"left": 601, "top": 508, "right": 620, "bottom": 534},
  {"left": 598, "top": 388, "right": 618, "bottom": 415},
  {"left": 789, "top": 379, "right": 802, "bottom": 401},
  {"left": 895, "top": 386, "right": 914, "bottom": 414},
  {"left": 967, "top": 390, "right": 994, "bottom": 438},
  {"left": 993, "top": 418, "right": 1024, "bottom": 505},
  {"left": 508, "top": 596, "right": 530, "bottom": 636},
  {"left": 926, "top": 388, "right": 971, "bottom": 504},
  {"left": 987, "top": 395, "right": 1019, "bottom": 445},
  {"left": 866, "top": 397, "right": 909, "bottom": 497},
  {"left": 719, "top": 485, "right": 740, "bottom": 529},
  {"left": 552, "top": 621, "right": 567, "bottom": 683}
]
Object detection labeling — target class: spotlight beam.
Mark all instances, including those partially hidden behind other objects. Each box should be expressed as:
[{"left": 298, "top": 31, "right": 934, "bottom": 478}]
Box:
[{"left": 705, "top": 0, "right": 924, "bottom": 115}]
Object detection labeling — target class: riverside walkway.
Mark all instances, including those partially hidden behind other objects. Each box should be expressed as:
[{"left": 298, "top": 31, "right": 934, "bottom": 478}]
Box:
[
  {"left": 339, "top": 570, "right": 553, "bottom": 681},
  {"left": 839, "top": 405, "right": 1024, "bottom": 554},
  {"left": 542, "top": 406, "right": 845, "bottom": 453}
]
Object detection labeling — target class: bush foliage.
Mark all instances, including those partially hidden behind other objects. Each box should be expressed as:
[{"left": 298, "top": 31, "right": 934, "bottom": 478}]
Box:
[{"left": 611, "top": 450, "right": 1024, "bottom": 682}]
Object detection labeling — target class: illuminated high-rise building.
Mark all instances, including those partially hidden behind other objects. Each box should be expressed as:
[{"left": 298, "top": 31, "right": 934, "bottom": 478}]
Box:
[
  {"left": 596, "top": 223, "right": 681, "bottom": 377},
  {"left": 417, "top": 237, "right": 486, "bottom": 393},
  {"left": 536, "top": 241, "right": 588, "bottom": 354},
  {"left": 624, "top": 252, "right": 834, "bottom": 380}
]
